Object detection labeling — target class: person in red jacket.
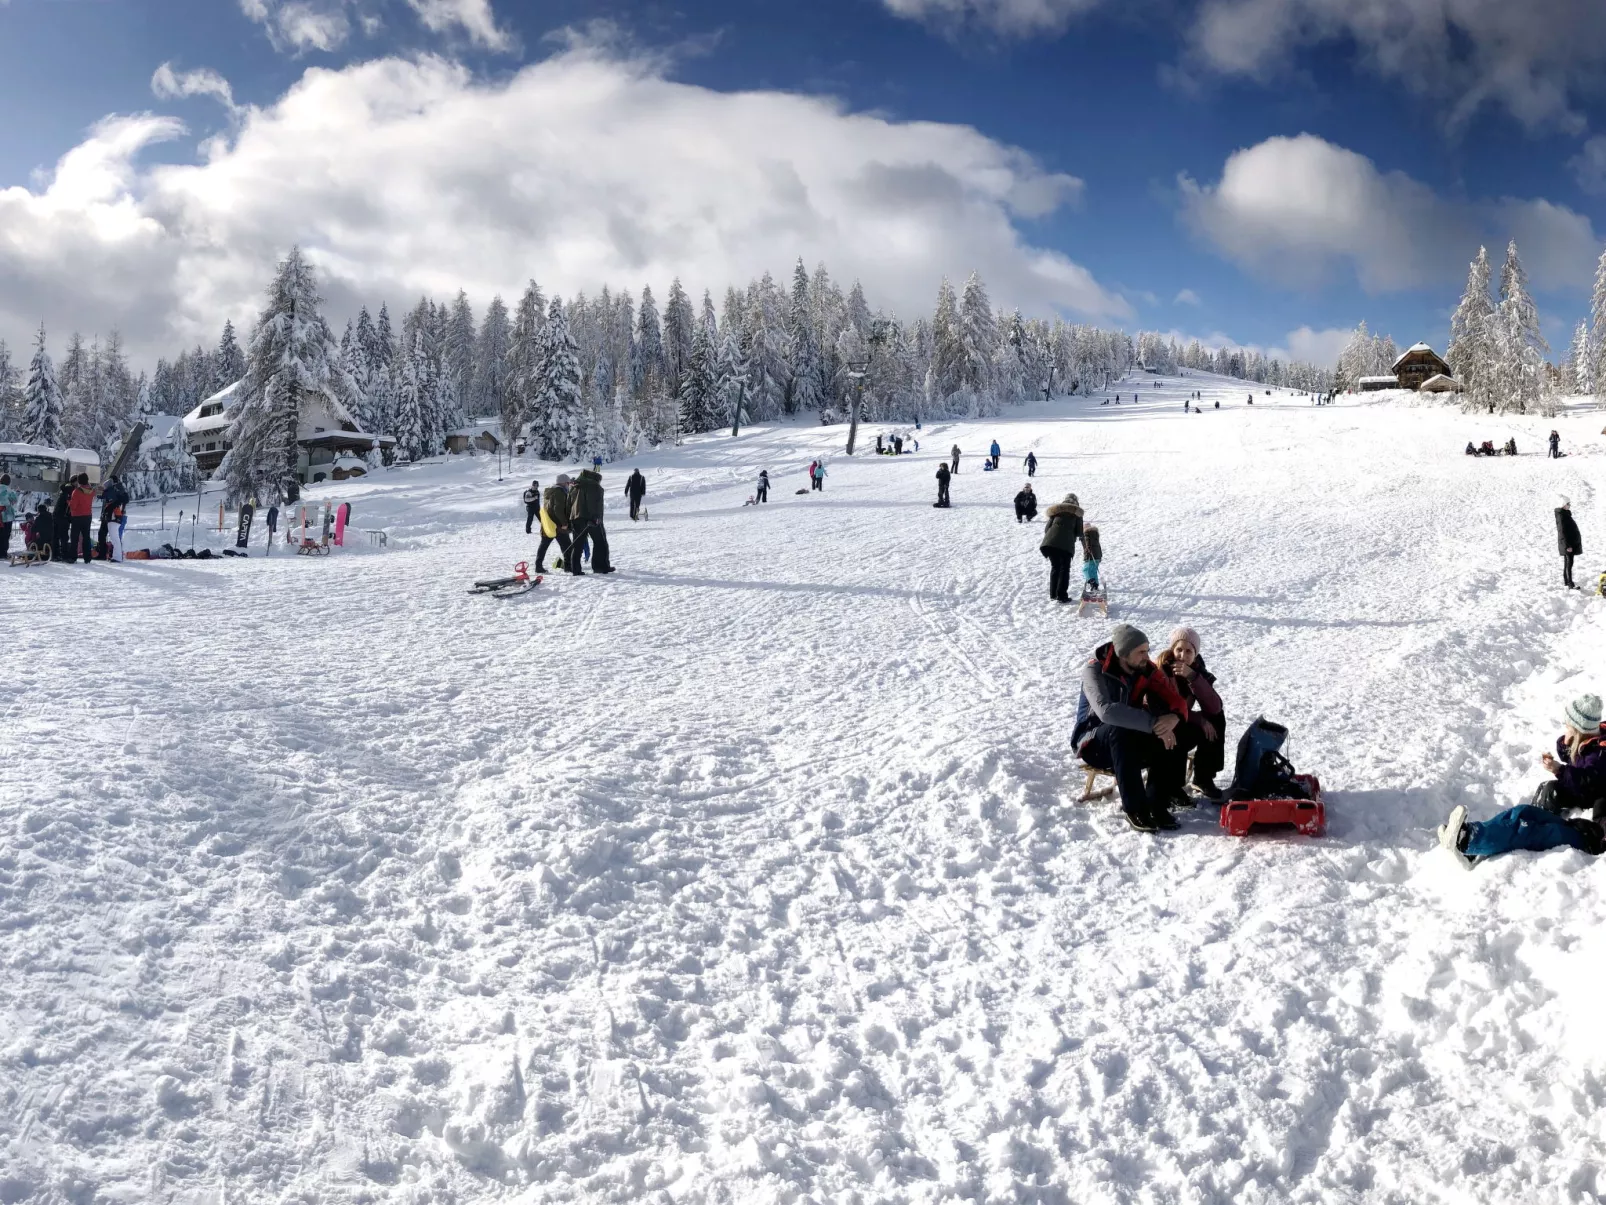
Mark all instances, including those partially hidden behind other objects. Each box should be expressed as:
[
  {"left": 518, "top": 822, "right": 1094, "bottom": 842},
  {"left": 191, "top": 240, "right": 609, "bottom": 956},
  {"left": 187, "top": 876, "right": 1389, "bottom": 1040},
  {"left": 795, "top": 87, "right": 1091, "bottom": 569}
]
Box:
[{"left": 67, "top": 473, "right": 96, "bottom": 564}]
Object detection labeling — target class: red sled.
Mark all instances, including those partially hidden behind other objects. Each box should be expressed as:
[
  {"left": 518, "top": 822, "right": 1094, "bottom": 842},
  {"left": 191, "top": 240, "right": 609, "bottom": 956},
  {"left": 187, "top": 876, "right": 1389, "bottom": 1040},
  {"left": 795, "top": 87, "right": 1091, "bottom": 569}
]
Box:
[{"left": 1219, "top": 775, "right": 1325, "bottom": 837}]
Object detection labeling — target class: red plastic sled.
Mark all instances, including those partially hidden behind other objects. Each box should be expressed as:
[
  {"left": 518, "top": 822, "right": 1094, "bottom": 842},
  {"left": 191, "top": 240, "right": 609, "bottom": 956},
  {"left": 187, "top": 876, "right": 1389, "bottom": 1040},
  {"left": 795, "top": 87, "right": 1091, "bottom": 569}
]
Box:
[{"left": 1219, "top": 774, "right": 1325, "bottom": 837}]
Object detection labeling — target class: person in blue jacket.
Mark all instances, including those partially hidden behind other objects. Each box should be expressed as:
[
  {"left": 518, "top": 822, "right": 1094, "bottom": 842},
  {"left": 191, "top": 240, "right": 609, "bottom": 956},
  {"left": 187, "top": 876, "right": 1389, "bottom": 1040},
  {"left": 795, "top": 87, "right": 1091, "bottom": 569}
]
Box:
[{"left": 989, "top": 439, "right": 1001, "bottom": 470}]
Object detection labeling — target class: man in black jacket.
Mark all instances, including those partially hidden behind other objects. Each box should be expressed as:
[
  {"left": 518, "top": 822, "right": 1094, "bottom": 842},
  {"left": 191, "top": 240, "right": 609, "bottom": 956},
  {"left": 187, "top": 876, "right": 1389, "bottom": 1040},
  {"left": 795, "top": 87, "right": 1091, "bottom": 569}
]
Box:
[
  {"left": 97, "top": 475, "right": 129, "bottom": 558},
  {"left": 1558, "top": 497, "right": 1583, "bottom": 589},
  {"left": 568, "top": 468, "right": 613, "bottom": 574},
  {"left": 934, "top": 462, "right": 951, "bottom": 508},
  {"left": 522, "top": 479, "right": 541, "bottom": 533},
  {"left": 625, "top": 468, "right": 647, "bottom": 521}
]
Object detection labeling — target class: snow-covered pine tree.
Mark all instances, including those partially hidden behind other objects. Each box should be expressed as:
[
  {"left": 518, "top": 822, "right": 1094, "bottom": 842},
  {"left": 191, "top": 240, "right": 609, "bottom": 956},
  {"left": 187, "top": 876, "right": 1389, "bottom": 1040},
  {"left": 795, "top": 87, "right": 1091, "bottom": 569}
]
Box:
[
  {"left": 393, "top": 331, "right": 435, "bottom": 462},
  {"left": 930, "top": 277, "right": 964, "bottom": 403},
  {"left": 472, "top": 295, "right": 511, "bottom": 420},
  {"left": 1591, "top": 249, "right": 1606, "bottom": 402},
  {"left": 214, "top": 320, "right": 245, "bottom": 393},
  {"left": 678, "top": 302, "right": 719, "bottom": 434},
  {"left": 715, "top": 323, "right": 750, "bottom": 433},
  {"left": 531, "top": 297, "right": 584, "bottom": 461},
  {"left": 224, "top": 246, "right": 346, "bottom": 504},
  {"left": 505, "top": 281, "right": 545, "bottom": 452},
  {"left": 1495, "top": 240, "right": 1550, "bottom": 415},
  {"left": 1567, "top": 321, "right": 1593, "bottom": 397},
  {"left": 1448, "top": 247, "right": 1496, "bottom": 408},
  {"left": 21, "top": 325, "right": 64, "bottom": 447},
  {"left": 958, "top": 273, "right": 997, "bottom": 400},
  {"left": 662, "top": 279, "right": 695, "bottom": 401},
  {"left": 743, "top": 274, "right": 789, "bottom": 422},
  {"left": 633, "top": 285, "right": 664, "bottom": 401},
  {"left": 787, "top": 260, "right": 822, "bottom": 414},
  {"left": 0, "top": 341, "right": 19, "bottom": 441}
]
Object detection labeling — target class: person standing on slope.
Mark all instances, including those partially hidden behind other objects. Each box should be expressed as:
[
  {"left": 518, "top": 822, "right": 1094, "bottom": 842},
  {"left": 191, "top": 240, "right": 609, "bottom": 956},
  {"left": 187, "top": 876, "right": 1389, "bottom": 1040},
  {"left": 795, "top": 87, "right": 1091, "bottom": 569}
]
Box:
[
  {"left": 1025, "top": 451, "right": 1037, "bottom": 477},
  {"left": 811, "top": 461, "right": 827, "bottom": 492},
  {"left": 96, "top": 474, "right": 129, "bottom": 560},
  {"left": 1073, "top": 624, "right": 1195, "bottom": 832},
  {"left": 67, "top": 474, "right": 96, "bottom": 564},
  {"left": 989, "top": 439, "right": 1001, "bottom": 470},
  {"left": 1557, "top": 496, "right": 1583, "bottom": 589},
  {"left": 522, "top": 479, "right": 542, "bottom": 534},
  {"left": 535, "top": 475, "right": 572, "bottom": 573},
  {"left": 934, "top": 461, "right": 951, "bottom": 508},
  {"left": 950, "top": 445, "right": 961, "bottom": 475},
  {"left": 0, "top": 473, "right": 16, "bottom": 561},
  {"left": 1040, "top": 493, "right": 1083, "bottom": 602},
  {"left": 756, "top": 470, "right": 770, "bottom": 504},
  {"left": 625, "top": 468, "right": 647, "bottom": 521},
  {"left": 568, "top": 468, "right": 613, "bottom": 574}
]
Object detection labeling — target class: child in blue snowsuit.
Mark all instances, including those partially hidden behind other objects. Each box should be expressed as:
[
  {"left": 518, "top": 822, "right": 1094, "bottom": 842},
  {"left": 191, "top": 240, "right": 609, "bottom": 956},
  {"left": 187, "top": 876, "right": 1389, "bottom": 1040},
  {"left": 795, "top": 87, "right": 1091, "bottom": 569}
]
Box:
[
  {"left": 1439, "top": 694, "right": 1606, "bottom": 865},
  {"left": 1080, "top": 525, "right": 1103, "bottom": 593}
]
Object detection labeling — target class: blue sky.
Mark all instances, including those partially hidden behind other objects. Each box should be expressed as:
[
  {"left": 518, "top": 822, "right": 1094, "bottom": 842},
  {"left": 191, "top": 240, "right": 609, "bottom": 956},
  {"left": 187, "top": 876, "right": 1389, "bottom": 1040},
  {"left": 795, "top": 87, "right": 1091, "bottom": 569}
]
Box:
[{"left": 1, "top": 0, "right": 1603, "bottom": 366}]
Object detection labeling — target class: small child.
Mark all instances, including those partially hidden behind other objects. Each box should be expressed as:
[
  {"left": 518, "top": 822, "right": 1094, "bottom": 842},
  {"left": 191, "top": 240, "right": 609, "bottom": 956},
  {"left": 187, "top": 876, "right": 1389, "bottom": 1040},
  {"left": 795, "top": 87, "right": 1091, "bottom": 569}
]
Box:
[
  {"left": 26, "top": 501, "right": 53, "bottom": 556},
  {"left": 1081, "top": 524, "right": 1103, "bottom": 594}
]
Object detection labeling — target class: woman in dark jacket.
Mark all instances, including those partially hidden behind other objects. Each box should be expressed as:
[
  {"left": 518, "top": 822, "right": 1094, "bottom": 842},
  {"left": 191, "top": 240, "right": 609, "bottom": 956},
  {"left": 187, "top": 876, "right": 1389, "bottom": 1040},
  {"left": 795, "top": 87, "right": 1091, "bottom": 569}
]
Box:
[
  {"left": 1557, "top": 498, "right": 1583, "bottom": 589},
  {"left": 1039, "top": 494, "right": 1083, "bottom": 603},
  {"left": 1155, "top": 626, "right": 1226, "bottom": 799}
]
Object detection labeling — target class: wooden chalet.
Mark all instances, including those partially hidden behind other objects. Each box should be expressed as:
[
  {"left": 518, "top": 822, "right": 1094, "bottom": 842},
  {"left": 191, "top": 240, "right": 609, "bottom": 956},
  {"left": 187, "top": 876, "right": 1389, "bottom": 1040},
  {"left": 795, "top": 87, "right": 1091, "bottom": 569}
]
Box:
[{"left": 1392, "top": 343, "right": 1453, "bottom": 392}]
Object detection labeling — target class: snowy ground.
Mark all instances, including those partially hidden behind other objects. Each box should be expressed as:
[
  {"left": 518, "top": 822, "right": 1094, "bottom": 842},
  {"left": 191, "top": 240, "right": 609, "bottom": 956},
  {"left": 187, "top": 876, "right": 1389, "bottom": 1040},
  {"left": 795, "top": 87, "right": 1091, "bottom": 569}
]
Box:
[{"left": 6, "top": 373, "right": 1606, "bottom": 1204}]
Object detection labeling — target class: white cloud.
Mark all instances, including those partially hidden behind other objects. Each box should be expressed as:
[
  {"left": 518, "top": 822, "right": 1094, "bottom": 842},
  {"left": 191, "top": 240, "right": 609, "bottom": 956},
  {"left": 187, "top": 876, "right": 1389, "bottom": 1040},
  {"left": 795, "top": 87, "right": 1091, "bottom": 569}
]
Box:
[
  {"left": 0, "top": 45, "right": 1127, "bottom": 366},
  {"left": 1571, "top": 136, "right": 1606, "bottom": 197},
  {"left": 1277, "top": 325, "right": 1352, "bottom": 366},
  {"left": 239, "top": 0, "right": 514, "bottom": 55},
  {"left": 406, "top": 0, "right": 513, "bottom": 50},
  {"left": 1173, "top": 288, "right": 1201, "bottom": 305},
  {"left": 884, "top": 0, "right": 1606, "bottom": 131},
  {"left": 1179, "top": 133, "right": 1601, "bottom": 294},
  {"left": 151, "top": 63, "right": 240, "bottom": 115}
]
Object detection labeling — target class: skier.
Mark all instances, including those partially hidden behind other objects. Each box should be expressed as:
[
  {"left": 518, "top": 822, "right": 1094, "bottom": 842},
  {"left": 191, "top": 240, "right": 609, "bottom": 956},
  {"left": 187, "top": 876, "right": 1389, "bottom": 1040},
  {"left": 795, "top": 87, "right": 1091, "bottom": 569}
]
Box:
[
  {"left": 1557, "top": 496, "right": 1583, "bottom": 589},
  {"left": 67, "top": 474, "right": 96, "bottom": 564},
  {"left": 756, "top": 470, "right": 770, "bottom": 504},
  {"left": 1438, "top": 694, "right": 1606, "bottom": 865},
  {"left": 950, "top": 445, "right": 961, "bottom": 474},
  {"left": 989, "top": 439, "right": 1001, "bottom": 470},
  {"left": 1040, "top": 493, "right": 1083, "bottom": 602},
  {"left": 1014, "top": 483, "right": 1038, "bottom": 523},
  {"left": 934, "top": 462, "right": 951, "bottom": 508},
  {"left": 1549, "top": 430, "right": 1562, "bottom": 459},
  {"left": 811, "top": 461, "right": 826, "bottom": 492},
  {"left": 1025, "top": 451, "right": 1037, "bottom": 477},
  {"left": 0, "top": 473, "right": 16, "bottom": 561},
  {"left": 625, "top": 468, "right": 647, "bottom": 521},
  {"left": 522, "top": 479, "right": 542, "bottom": 534},
  {"left": 1155, "top": 627, "right": 1226, "bottom": 800},
  {"left": 1072, "top": 624, "right": 1195, "bottom": 832},
  {"left": 567, "top": 468, "right": 613, "bottom": 574},
  {"left": 535, "top": 475, "right": 572, "bottom": 573}
]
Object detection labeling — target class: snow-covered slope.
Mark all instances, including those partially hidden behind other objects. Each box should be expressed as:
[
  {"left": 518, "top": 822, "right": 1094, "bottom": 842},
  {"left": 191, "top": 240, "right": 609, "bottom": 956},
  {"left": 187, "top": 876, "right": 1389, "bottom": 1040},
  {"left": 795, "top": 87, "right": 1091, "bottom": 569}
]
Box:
[{"left": 6, "top": 373, "right": 1606, "bottom": 1203}]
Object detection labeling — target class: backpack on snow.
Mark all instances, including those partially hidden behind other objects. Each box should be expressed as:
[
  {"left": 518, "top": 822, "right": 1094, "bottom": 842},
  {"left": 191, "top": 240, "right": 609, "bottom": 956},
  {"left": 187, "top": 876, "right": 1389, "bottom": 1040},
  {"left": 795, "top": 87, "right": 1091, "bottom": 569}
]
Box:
[{"left": 1229, "top": 717, "right": 1312, "bottom": 802}]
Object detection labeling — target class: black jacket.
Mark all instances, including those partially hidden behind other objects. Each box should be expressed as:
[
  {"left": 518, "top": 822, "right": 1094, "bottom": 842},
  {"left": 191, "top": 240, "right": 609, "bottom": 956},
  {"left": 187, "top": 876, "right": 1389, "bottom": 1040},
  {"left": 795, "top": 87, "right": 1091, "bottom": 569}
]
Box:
[
  {"left": 936, "top": 464, "right": 950, "bottom": 483},
  {"left": 570, "top": 470, "right": 606, "bottom": 522},
  {"left": 1558, "top": 508, "right": 1583, "bottom": 556},
  {"left": 625, "top": 470, "right": 646, "bottom": 500},
  {"left": 100, "top": 480, "right": 129, "bottom": 513},
  {"left": 1040, "top": 503, "right": 1082, "bottom": 553}
]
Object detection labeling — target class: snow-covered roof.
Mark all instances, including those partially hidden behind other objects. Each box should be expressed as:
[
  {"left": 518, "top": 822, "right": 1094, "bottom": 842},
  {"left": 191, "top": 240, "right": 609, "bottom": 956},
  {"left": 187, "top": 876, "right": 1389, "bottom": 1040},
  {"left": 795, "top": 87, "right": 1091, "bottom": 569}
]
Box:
[
  {"left": 63, "top": 448, "right": 100, "bottom": 464},
  {"left": 0, "top": 442, "right": 61, "bottom": 458},
  {"left": 1358, "top": 376, "right": 1401, "bottom": 385},
  {"left": 184, "top": 380, "right": 243, "bottom": 433},
  {"left": 1391, "top": 342, "right": 1443, "bottom": 370},
  {"left": 1419, "top": 374, "right": 1463, "bottom": 392},
  {"left": 449, "top": 424, "right": 501, "bottom": 439},
  {"left": 186, "top": 413, "right": 232, "bottom": 436}
]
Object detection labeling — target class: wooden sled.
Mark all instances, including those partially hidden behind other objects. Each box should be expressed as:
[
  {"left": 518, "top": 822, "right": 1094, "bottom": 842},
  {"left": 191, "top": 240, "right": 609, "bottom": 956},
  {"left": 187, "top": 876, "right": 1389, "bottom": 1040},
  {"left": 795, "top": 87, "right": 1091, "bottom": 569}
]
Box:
[
  {"left": 9, "top": 546, "right": 50, "bottom": 566},
  {"left": 1079, "top": 765, "right": 1116, "bottom": 803},
  {"left": 1077, "top": 589, "right": 1109, "bottom": 617}
]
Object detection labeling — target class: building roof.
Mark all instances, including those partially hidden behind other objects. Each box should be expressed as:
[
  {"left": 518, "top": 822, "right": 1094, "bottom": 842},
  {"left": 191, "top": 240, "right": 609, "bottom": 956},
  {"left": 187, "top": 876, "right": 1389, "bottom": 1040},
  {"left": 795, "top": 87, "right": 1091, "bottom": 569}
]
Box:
[
  {"left": 1419, "top": 374, "right": 1463, "bottom": 392},
  {"left": 1392, "top": 342, "right": 1446, "bottom": 370},
  {"left": 1358, "top": 376, "right": 1402, "bottom": 385}
]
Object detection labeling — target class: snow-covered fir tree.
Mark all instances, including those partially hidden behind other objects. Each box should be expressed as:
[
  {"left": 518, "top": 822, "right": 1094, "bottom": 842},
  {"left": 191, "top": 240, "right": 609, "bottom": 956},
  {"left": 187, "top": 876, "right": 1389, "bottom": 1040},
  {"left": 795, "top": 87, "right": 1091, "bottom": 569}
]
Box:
[
  {"left": 472, "top": 295, "right": 511, "bottom": 420},
  {"left": 1567, "top": 321, "right": 1594, "bottom": 397},
  {"left": 786, "top": 260, "right": 823, "bottom": 414},
  {"left": 223, "top": 246, "right": 346, "bottom": 504},
  {"left": 393, "top": 331, "right": 436, "bottom": 462},
  {"left": 0, "top": 340, "right": 21, "bottom": 441},
  {"left": 1448, "top": 247, "right": 1496, "bottom": 407},
  {"left": 214, "top": 320, "right": 246, "bottom": 393},
  {"left": 1491, "top": 241, "right": 1550, "bottom": 415},
  {"left": 662, "top": 279, "right": 695, "bottom": 402},
  {"left": 21, "top": 326, "right": 64, "bottom": 448},
  {"left": 958, "top": 272, "right": 997, "bottom": 401},
  {"left": 678, "top": 298, "right": 720, "bottom": 434},
  {"left": 715, "top": 322, "right": 750, "bottom": 431},
  {"left": 930, "top": 277, "right": 964, "bottom": 401},
  {"left": 505, "top": 281, "right": 545, "bottom": 451},
  {"left": 744, "top": 274, "right": 789, "bottom": 422},
  {"left": 531, "top": 298, "right": 584, "bottom": 460},
  {"left": 1591, "top": 249, "right": 1606, "bottom": 402}
]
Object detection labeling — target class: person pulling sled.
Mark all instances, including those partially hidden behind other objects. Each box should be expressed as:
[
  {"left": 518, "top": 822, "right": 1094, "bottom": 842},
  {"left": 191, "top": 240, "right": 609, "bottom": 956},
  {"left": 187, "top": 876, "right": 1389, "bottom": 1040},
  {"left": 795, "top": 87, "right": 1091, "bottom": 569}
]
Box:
[{"left": 1040, "top": 494, "right": 1082, "bottom": 602}]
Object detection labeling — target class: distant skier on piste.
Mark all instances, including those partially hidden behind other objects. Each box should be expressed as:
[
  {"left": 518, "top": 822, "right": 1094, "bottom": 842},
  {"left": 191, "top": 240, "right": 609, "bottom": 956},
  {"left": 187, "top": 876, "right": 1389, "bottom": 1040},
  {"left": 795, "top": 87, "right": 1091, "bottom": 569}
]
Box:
[{"left": 625, "top": 468, "right": 647, "bottom": 520}]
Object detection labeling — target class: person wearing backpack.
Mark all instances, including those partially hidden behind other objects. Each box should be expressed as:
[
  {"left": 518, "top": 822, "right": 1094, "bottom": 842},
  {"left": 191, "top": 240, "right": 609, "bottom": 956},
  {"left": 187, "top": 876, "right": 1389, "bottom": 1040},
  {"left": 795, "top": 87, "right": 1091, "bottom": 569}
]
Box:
[
  {"left": 535, "top": 476, "right": 572, "bottom": 573},
  {"left": 1155, "top": 626, "right": 1226, "bottom": 800},
  {"left": 1439, "top": 694, "right": 1606, "bottom": 865},
  {"left": 1040, "top": 494, "right": 1082, "bottom": 603},
  {"left": 1556, "top": 496, "right": 1583, "bottom": 589},
  {"left": 522, "top": 479, "right": 542, "bottom": 533},
  {"left": 0, "top": 473, "right": 17, "bottom": 560}
]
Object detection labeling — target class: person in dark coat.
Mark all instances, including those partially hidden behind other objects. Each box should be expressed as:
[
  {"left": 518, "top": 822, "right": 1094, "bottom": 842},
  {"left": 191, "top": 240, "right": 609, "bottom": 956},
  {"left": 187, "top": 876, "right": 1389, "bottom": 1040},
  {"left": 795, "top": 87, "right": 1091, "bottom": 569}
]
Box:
[
  {"left": 1549, "top": 430, "right": 1561, "bottom": 459},
  {"left": 1024, "top": 452, "right": 1037, "bottom": 477},
  {"left": 1073, "top": 625, "right": 1196, "bottom": 832},
  {"left": 567, "top": 469, "right": 613, "bottom": 574},
  {"left": 934, "top": 463, "right": 951, "bottom": 508},
  {"left": 1557, "top": 497, "right": 1583, "bottom": 589},
  {"left": 26, "top": 501, "right": 53, "bottom": 558},
  {"left": 96, "top": 474, "right": 129, "bottom": 560},
  {"left": 950, "top": 445, "right": 960, "bottom": 474},
  {"left": 1013, "top": 484, "right": 1038, "bottom": 523},
  {"left": 1155, "top": 626, "right": 1226, "bottom": 800},
  {"left": 756, "top": 470, "right": 770, "bottom": 503},
  {"left": 522, "top": 479, "right": 542, "bottom": 534},
  {"left": 53, "top": 480, "right": 73, "bottom": 560},
  {"left": 1039, "top": 494, "right": 1083, "bottom": 602},
  {"left": 535, "top": 476, "right": 572, "bottom": 573},
  {"left": 625, "top": 468, "right": 647, "bottom": 520}
]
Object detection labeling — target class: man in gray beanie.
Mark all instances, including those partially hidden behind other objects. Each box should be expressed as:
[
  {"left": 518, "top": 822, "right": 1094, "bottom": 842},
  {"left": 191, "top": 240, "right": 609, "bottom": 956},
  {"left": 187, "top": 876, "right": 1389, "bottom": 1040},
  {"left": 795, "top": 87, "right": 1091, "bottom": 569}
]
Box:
[{"left": 1071, "top": 624, "right": 1195, "bottom": 832}]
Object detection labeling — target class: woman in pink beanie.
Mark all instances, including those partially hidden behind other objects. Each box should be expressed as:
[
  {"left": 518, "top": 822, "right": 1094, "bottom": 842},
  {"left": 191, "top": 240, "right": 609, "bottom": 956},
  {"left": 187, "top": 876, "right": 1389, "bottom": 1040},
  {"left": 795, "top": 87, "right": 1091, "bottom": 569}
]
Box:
[{"left": 1154, "top": 626, "right": 1227, "bottom": 800}]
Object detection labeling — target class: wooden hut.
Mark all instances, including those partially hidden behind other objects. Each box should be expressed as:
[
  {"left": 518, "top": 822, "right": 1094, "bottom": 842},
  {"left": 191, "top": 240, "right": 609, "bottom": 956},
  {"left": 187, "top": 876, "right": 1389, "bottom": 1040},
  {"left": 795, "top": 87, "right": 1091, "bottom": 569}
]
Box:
[{"left": 1392, "top": 343, "right": 1453, "bottom": 392}]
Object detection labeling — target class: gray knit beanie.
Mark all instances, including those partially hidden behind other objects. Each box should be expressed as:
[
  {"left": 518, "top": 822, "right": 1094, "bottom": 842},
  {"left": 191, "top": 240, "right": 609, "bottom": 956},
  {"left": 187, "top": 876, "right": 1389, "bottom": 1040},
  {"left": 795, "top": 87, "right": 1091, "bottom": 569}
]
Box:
[
  {"left": 1112, "top": 624, "right": 1149, "bottom": 658},
  {"left": 1564, "top": 694, "right": 1602, "bottom": 733}
]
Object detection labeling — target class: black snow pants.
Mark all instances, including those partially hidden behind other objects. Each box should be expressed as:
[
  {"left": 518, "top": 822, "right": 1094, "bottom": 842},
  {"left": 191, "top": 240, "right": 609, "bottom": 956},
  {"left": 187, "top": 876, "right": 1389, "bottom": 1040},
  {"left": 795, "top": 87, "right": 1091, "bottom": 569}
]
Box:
[
  {"left": 0, "top": 521, "right": 10, "bottom": 560},
  {"left": 1079, "top": 725, "right": 1195, "bottom": 817},
  {"left": 1186, "top": 718, "right": 1226, "bottom": 788},
  {"left": 570, "top": 521, "right": 611, "bottom": 573},
  {"left": 628, "top": 493, "right": 644, "bottom": 520},
  {"left": 525, "top": 503, "right": 540, "bottom": 534},
  {"left": 756, "top": 487, "right": 768, "bottom": 504},
  {"left": 536, "top": 528, "right": 571, "bottom": 571},
  {"left": 70, "top": 515, "right": 92, "bottom": 563},
  {"left": 935, "top": 481, "right": 950, "bottom": 507},
  {"left": 1564, "top": 554, "right": 1576, "bottom": 588},
  {"left": 1043, "top": 547, "right": 1072, "bottom": 601}
]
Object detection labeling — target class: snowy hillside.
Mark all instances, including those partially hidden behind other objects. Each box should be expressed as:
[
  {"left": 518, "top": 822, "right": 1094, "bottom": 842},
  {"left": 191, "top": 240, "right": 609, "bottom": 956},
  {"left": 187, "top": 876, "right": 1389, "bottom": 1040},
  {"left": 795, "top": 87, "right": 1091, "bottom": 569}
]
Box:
[{"left": 7, "top": 372, "right": 1606, "bottom": 1204}]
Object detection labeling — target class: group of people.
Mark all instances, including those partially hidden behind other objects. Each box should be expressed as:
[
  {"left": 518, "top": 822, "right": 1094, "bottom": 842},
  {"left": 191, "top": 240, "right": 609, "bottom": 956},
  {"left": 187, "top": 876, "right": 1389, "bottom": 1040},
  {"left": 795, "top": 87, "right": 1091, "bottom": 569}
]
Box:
[
  {"left": 2, "top": 471, "right": 129, "bottom": 564},
  {"left": 521, "top": 470, "right": 621, "bottom": 575},
  {"left": 874, "top": 433, "right": 917, "bottom": 456},
  {"left": 1464, "top": 439, "right": 1518, "bottom": 457}
]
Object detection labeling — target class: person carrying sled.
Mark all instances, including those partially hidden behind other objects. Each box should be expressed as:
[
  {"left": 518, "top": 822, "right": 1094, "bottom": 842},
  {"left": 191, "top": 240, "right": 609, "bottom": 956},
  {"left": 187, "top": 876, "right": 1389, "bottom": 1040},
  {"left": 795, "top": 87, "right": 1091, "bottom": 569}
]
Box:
[
  {"left": 1025, "top": 451, "right": 1037, "bottom": 477},
  {"left": 567, "top": 468, "right": 613, "bottom": 574},
  {"left": 1040, "top": 494, "right": 1082, "bottom": 602},
  {"left": 1557, "top": 496, "right": 1583, "bottom": 589},
  {"left": 1014, "top": 483, "right": 1038, "bottom": 523},
  {"left": 934, "top": 462, "right": 952, "bottom": 508},
  {"left": 535, "top": 475, "right": 573, "bottom": 573},
  {"left": 0, "top": 473, "right": 16, "bottom": 561},
  {"left": 950, "top": 445, "right": 961, "bottom": 474},
  {"left": 522, "top": 479, "right": 542, "bottom": 533},
  {"left": 1073, "top": 624, "right": 1195, "bottom": 832},
  {"left": 1439, "top": 694, "right": 1606, "bottom": 865},
  {"left": 989, "top": 439, "right": 1001, "bottom": 470},
  {"left": 1550, "top": 430, "right": 1562, "bottom": 459},
  {"left": 756, "top": 470, "right": 770, "bottom": 504},
  {"left": 625, "top": 468, "right": 647, "bottom": 520},
  {"left": 1154, "top": 626, "right": 1226, "bottom": 800}
]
